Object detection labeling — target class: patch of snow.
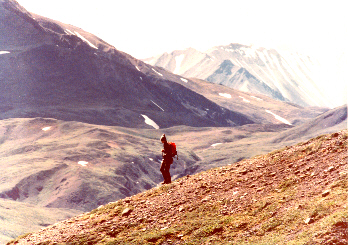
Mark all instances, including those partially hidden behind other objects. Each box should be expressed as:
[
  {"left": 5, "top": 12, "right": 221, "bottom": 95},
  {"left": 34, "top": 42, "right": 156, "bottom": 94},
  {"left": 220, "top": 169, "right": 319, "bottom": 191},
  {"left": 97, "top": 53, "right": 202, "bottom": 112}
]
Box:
[
  {"left": 0, "top": 51, "right": 10, "bottom": 55},
  {"left": 149, "top": 158, "right": 153, "bottom": 161},
  {"left": 272, "top": 53, "right": 294, "bottom": 86},
  {"left": 174, "top": 54, "right": 185, "bottom": 74},
  {"left": 231, "top": 58, "right": 244, "bottom": 68},
  {"left": 299, "top": 55, "right": 314, "bottom": 75},
  {"left": 251, "top": 96, "right": 263, "bottom": 101},
  {"left": 74, "top": 31, "right": 98, "bottom": 49},
  {"left": 299, "top": 86, "right": 319, "bottom": 106},
  {"left": 180, "top": 78, "right": 188, "bottom": 83},
  {"left": 207, "top": 47, "right": 219, "bottom": 52},
  {"left": 257, "top": 51, "right": 280, "bottom": 87},
  {"left": 239, "top": 96, "right": 250, "bottom": 103},
  {"left": 78, "top": 161, "right": 88, "bottom": 167},
  {"left": 209, "top": 57, "right": 215, "bottom": 61},
  {"left": 280, "top": 56, "right": 301, "bottom": 81},
  {"left": 135, "top": 66, "right": 140, "bottom": 71},
  {"left": 140, "top": 77, "right": 143, "bottom": 80},
  {"left": 42, "top": 126, "right": 51, "bottom": 131},
  {"left": 243, "top": 59, "right": 275, "bottom": 89},
  {"left": 219, "top": 93, "right": 231, "bottom": 98},
  {"left": 65, "top": 29, "right": 74, "bottom": 35},
  {"left": 265, "top": 110, "right": 292, "bottom": 125},
  {"left": 152, "top": 68, "right": 163, "bottom": 77},
  {"left": 211, "top": 143, "right": 222, "bottom": 147},
  {"left": 150, "top": 100, "right": 165, "bottom": 111},
  {"left": 263, "top": 50, "right": 276, "bottom": 67},
  {"left": 241, "top": 47, "right": 257, "bottom": 59},
  {"left": 141, "top": 114, "right": 160, "bottom": 129},
  {"left": 239, "top": 81, "right": 250, "bottom": 92},
  {"left": 279, "top": 55, "right": 322, "bottom": 106}
]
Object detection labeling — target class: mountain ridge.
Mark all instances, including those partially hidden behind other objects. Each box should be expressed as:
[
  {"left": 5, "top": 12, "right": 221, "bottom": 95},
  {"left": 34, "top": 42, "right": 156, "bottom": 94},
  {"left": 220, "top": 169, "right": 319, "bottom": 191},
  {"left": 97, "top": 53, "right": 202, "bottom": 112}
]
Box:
[
  {"left": 143, "top": 44, "right": 333, "bottom": 107},
  {"left": 0, "top": 0, "right": 253, "bottom": 129}
]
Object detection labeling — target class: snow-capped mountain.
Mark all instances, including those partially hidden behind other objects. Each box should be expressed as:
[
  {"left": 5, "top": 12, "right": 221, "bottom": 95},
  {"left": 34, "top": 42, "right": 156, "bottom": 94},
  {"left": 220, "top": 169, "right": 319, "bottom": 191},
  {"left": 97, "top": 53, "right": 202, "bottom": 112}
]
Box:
[{"left": 143, "top": 44, "right": 332, "bottom": 107}]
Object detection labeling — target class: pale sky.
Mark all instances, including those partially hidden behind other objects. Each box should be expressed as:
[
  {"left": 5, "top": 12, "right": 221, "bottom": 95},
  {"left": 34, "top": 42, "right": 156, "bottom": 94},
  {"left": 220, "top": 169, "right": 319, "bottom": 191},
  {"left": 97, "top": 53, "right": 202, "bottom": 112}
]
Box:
[
  {"left": 16, "top": 0, "right": 347, "bottom": 58},
  {"left": 16, "top": 0, "right": 348, "bottom": 106}
]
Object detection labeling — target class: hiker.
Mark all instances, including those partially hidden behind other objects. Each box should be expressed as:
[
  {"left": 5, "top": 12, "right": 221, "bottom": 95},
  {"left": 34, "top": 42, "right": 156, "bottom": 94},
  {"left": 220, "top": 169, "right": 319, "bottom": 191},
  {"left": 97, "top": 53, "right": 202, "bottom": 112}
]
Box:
[{"left": 160, "top": 134, "right": 174, "bottom": 184}]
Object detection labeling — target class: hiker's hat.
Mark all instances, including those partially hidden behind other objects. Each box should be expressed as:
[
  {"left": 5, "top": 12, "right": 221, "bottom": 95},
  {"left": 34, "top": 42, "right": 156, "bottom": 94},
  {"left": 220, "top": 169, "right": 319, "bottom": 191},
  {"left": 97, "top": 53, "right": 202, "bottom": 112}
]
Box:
[{"left": 160, "top": 134, "right": 166, "bottom": 142}]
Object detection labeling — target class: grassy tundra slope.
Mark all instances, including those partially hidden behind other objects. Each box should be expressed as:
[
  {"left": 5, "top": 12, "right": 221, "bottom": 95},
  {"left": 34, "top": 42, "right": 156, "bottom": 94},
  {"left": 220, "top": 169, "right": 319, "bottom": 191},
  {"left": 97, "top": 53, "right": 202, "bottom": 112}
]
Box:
[
  {"left": 9, "top": 130, "right": 347, "bottom": 245},
  {"left": 0, "top": 106, "right": 345, "bottom": 243}
]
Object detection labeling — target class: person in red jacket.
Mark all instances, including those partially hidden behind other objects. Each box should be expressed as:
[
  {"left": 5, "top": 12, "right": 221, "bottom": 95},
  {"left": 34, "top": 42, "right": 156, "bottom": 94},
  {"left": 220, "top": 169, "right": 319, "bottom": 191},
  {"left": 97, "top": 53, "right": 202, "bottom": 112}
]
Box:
[{"left": 160, "top": 134, "right": 173, "bottom": 184}]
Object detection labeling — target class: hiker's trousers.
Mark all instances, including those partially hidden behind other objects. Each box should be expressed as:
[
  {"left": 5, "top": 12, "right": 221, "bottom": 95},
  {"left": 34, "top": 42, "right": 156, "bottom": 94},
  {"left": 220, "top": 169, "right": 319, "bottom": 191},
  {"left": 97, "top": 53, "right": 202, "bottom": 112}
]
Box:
[{"left": 160, "top": 158, "right": 172, "bottom": 184}]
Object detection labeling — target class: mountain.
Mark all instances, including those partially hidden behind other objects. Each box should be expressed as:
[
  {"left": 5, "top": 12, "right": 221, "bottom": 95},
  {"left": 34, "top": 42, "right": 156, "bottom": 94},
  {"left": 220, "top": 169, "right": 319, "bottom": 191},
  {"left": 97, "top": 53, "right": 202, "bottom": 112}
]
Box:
[
  {"left": 173, "top": 77, "right": 328, "bottom": 126},
  {"left": 143, "top": 44, "right": 332, "bottom": 107},
  {"left": 271, "top": 104, "right": 347, "bottom": 143},
  {"left": 0, "top": 0, "right": 253, "bottom": 129},
  {"left": 1, "top": 0, "right": 346, "bottom": 243},
  {"left": 8, "top": 130, "right": 348, "bottom": 244}
]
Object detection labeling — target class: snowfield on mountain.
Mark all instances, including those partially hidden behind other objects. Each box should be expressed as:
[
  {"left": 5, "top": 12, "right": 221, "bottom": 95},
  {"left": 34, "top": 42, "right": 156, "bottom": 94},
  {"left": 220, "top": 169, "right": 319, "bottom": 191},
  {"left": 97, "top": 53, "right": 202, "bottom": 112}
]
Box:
[{"left": 143, "top": 45, "right": 344, "bottom": 108}]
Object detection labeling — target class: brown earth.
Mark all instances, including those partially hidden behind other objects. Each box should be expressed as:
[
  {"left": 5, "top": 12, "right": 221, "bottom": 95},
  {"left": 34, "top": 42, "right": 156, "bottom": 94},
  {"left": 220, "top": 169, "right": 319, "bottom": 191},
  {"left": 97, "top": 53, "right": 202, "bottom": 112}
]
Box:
[{"left": 9, "top": 130, "right": 348, "bottom": 245}]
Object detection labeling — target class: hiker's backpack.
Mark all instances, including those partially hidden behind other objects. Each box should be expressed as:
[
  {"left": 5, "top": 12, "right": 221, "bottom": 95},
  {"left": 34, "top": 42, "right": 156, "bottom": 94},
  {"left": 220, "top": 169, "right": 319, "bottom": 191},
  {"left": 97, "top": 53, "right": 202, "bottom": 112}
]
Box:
[{"left": 168, "top": 142, "right": 178, "bottom": 160}]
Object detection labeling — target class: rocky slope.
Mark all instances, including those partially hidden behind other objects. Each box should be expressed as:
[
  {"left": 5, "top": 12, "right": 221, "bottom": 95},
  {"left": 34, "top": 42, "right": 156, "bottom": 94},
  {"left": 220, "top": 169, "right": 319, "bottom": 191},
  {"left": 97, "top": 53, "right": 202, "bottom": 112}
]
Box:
[
  {"left": 143, "top": 44, "right": 333, "bottom": 107},
  {"left": 1, "top": 107, "right": 346, "bottom": 243},
  {"left": 9, "top": 130, "right": 348, "bottom": 244}
]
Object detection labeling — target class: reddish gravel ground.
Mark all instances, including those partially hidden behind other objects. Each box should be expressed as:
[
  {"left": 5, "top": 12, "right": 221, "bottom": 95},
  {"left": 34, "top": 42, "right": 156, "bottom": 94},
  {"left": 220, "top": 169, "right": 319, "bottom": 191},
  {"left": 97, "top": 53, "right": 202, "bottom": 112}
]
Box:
[{"left": 10, "top": 130, "right": 348, "bottom": 245}]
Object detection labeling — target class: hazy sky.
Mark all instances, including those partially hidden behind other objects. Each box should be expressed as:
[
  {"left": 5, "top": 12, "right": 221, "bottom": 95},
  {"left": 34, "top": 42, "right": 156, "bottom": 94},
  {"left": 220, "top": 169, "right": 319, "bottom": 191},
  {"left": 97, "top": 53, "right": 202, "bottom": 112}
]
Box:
[
  {"left": 16, "top": 0, "right": 347, "bottom": 59},
  {"left": 15, "top": 0, "right": 348, "bottom": 106}
]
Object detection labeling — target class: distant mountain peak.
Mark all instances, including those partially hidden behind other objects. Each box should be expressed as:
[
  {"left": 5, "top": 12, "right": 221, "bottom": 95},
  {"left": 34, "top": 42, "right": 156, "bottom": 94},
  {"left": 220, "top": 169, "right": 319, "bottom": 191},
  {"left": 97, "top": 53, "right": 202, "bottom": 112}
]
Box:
[
  {"left": 143, "top": 44, "right": 332, "bottom": 107},
  {"left": 227, "top": 43, "right": 251, "bottom": 49}
]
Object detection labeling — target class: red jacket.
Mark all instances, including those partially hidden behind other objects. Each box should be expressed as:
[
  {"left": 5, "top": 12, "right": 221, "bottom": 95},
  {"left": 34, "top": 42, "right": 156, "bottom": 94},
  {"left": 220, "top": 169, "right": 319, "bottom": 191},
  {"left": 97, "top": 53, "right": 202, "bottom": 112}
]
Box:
[{"left": 162, "top": 142, "right": 173, "bottom": 164}]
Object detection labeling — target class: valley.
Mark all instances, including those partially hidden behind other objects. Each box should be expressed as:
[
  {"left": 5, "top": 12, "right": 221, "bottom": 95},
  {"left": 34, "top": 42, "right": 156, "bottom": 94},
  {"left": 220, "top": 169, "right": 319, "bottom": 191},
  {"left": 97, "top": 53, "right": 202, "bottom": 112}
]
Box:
[
  {"left": 1, "top": 107, "right": 346, "bottom": 242},
  {"left": 0, "top": 0, "right": 347, "bottom": 243}
]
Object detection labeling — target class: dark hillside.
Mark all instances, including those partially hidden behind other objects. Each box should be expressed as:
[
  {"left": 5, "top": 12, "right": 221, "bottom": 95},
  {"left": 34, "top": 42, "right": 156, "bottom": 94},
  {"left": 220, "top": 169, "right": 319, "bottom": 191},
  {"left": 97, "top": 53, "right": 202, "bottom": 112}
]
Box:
[{"left": 0, "top": 0, "right": 253, "bottom": 128}]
